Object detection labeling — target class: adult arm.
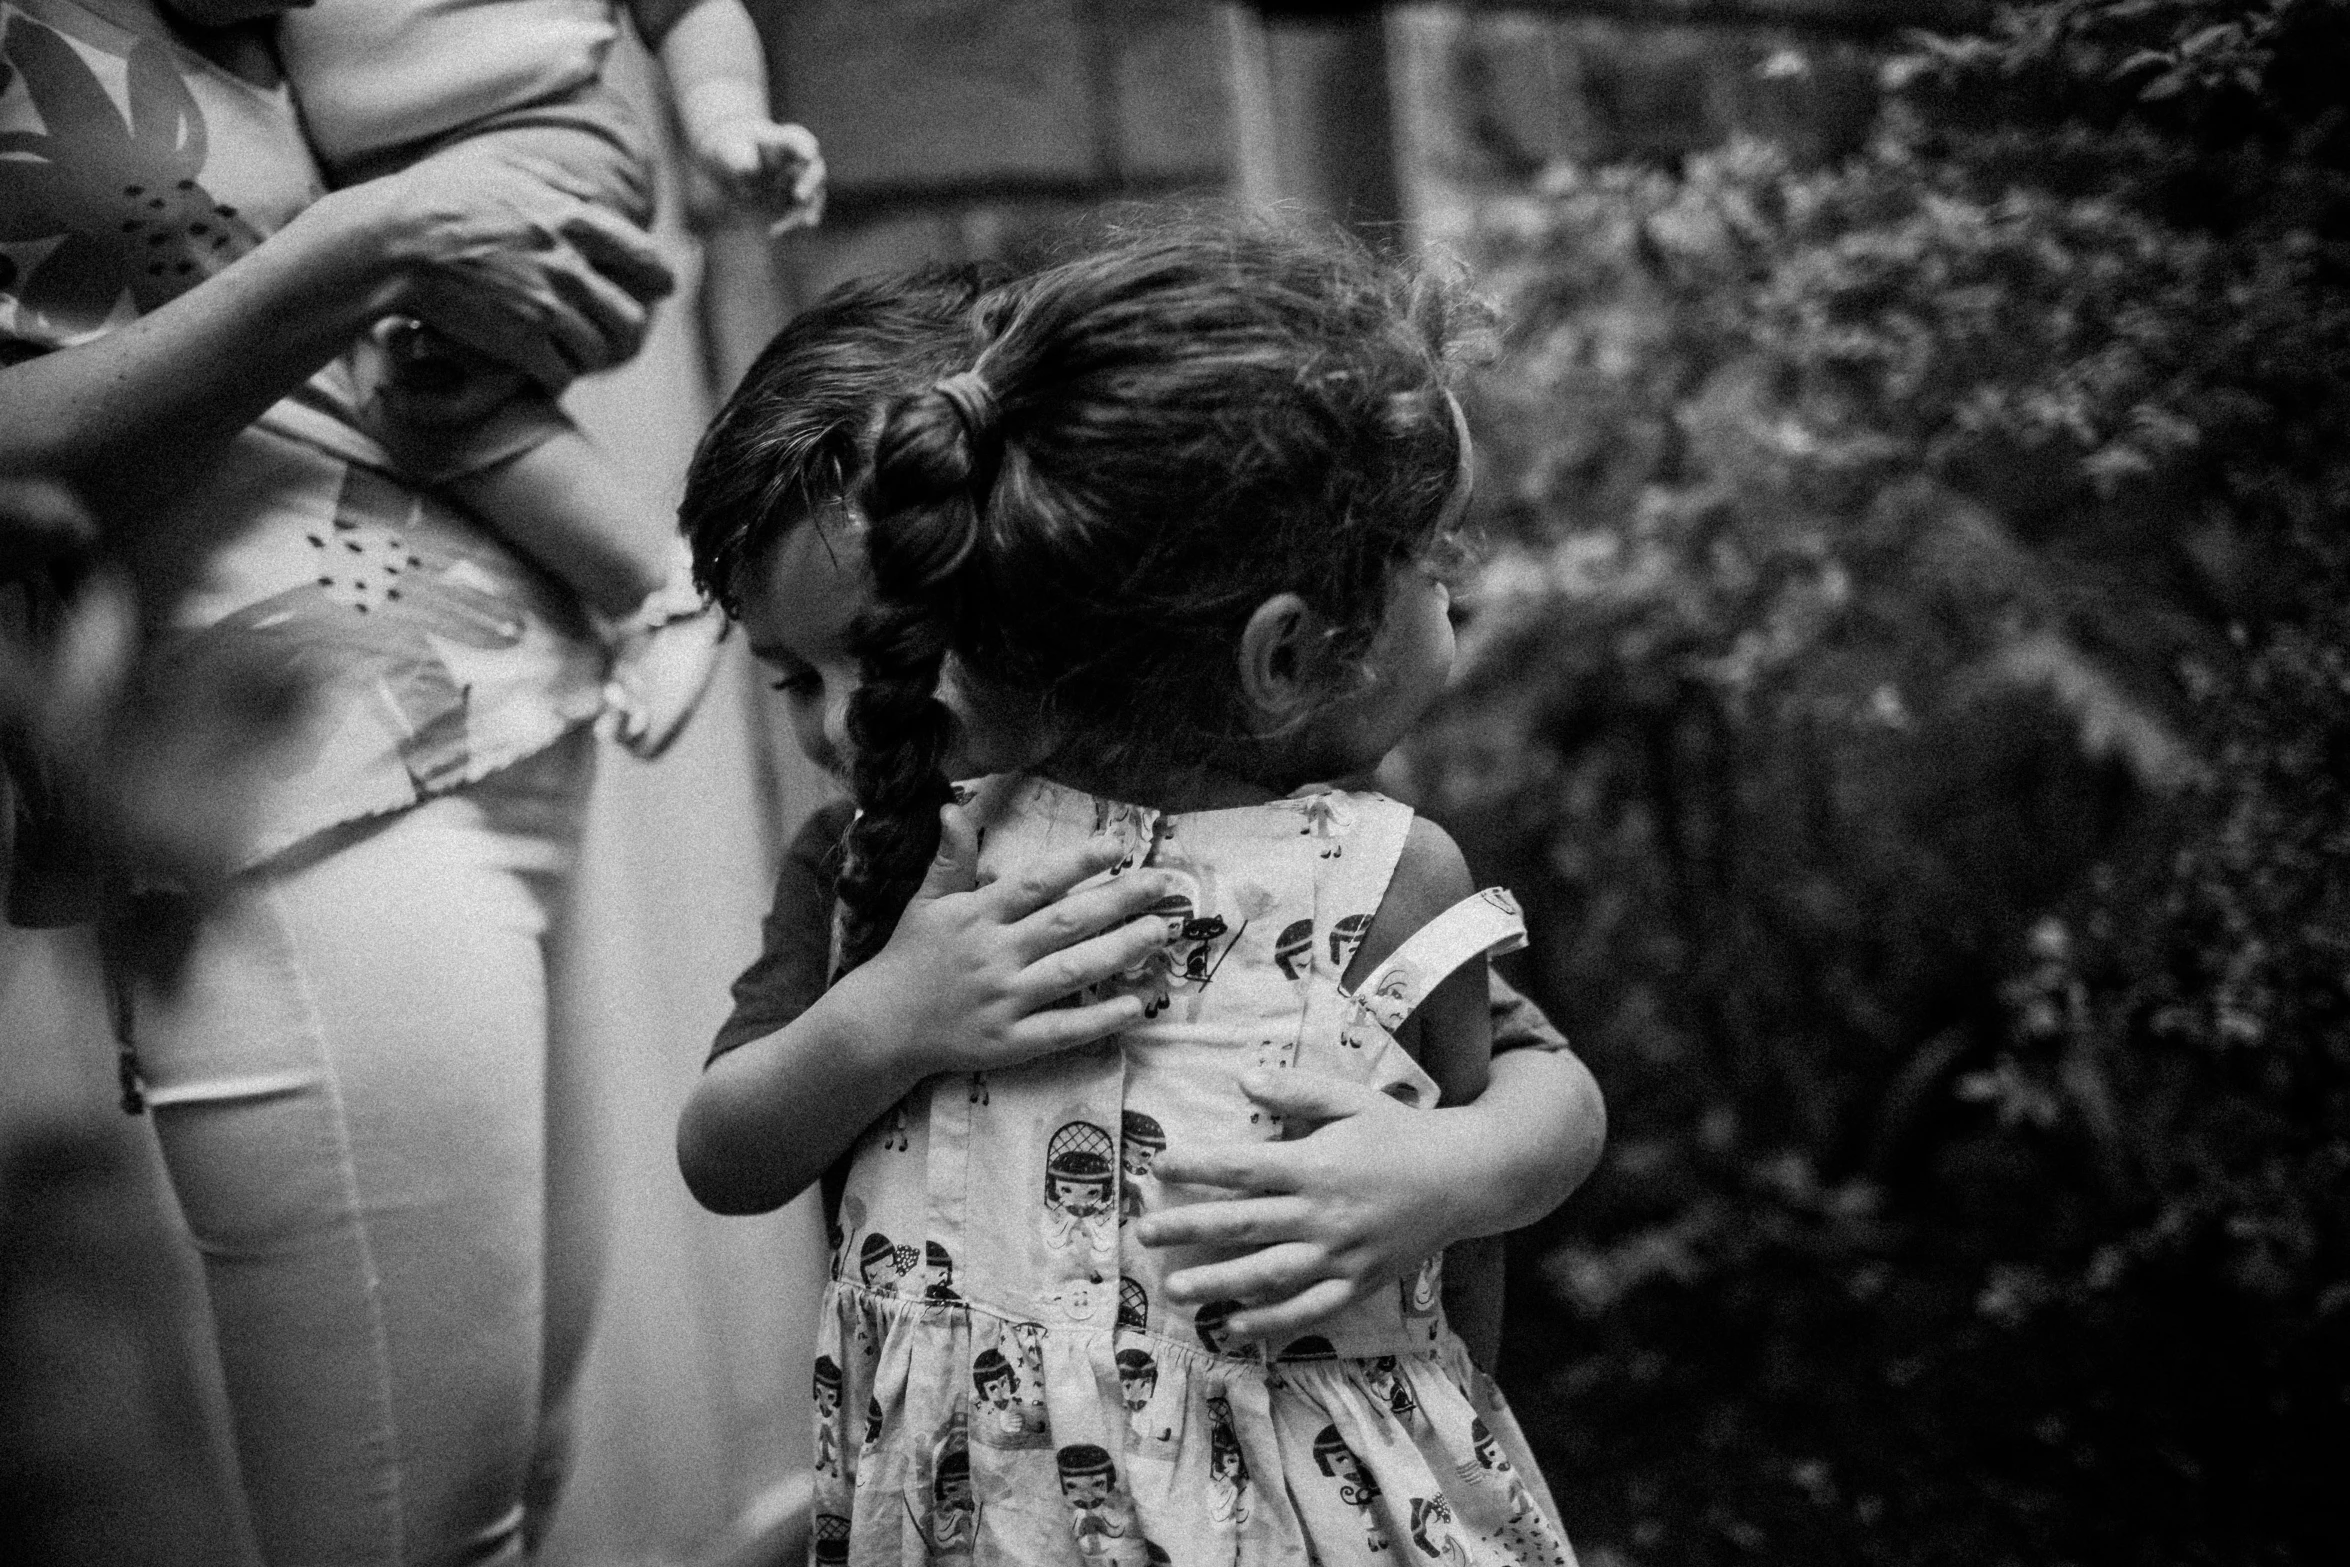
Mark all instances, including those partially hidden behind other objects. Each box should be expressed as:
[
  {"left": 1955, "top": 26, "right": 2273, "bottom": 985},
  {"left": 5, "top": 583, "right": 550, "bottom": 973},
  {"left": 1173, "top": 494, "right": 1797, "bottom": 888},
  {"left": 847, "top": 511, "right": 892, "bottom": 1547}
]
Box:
[{"left": 0, "top": 146, "right": 671, "bottom": 524}]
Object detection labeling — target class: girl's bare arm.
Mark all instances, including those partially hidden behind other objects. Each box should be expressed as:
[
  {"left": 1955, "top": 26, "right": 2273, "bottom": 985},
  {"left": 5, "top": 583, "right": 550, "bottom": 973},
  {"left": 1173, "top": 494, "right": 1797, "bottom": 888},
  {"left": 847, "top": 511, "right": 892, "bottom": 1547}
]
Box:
[{"left": 677, "top": 808, "right": 1178, "bottom": 1214}]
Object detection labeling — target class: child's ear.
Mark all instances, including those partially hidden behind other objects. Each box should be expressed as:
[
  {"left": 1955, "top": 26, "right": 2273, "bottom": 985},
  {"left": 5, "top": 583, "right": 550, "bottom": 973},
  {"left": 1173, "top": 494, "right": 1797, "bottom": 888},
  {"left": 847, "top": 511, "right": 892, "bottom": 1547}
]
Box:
[{"left": 1237, "top": 592, "right": 1346, "bottom": 735}]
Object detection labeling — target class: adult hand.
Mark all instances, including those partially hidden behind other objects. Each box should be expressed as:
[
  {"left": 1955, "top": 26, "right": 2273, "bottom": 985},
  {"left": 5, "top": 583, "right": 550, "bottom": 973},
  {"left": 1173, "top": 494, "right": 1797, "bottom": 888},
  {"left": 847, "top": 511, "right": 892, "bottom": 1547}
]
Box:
[
  {"left": 1135, "top": 1069, "right": 1475, "bottom": 1345},
  {"left": 363, "top": 139, "right": 676, "bottom": 389},
  {"left": 833, "top": 804, "right": 1179, "bottom": 1080}
]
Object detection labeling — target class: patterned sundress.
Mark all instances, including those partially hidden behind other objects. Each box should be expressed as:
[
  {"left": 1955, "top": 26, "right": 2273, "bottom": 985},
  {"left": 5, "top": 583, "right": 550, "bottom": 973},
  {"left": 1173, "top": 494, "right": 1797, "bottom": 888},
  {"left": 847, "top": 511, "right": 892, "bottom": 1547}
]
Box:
[{"left": 813, "top": 776, "right": 1577, "bottom": 1567}]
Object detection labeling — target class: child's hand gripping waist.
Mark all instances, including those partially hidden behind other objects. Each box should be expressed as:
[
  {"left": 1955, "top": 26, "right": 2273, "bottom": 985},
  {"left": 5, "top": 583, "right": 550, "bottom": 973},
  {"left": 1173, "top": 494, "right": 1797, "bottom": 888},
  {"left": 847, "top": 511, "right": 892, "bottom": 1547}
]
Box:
[{"left": 1133, "top": 1068, "right": 1485, "bottom": 1348}]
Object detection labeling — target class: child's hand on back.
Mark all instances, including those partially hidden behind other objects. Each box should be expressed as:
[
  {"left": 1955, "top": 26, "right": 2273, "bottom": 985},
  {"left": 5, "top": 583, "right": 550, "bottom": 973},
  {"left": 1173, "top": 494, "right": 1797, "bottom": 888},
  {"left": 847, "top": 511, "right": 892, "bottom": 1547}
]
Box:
[
  {"left": 690, "top": 117, "right": 826, "bottom": 232},
  {"left": 831, "top": 803, "right": 1178, "bottom": 1080},
  {"left": 1133, "top": 1068, "right": 1481, "bottom": 1346}
]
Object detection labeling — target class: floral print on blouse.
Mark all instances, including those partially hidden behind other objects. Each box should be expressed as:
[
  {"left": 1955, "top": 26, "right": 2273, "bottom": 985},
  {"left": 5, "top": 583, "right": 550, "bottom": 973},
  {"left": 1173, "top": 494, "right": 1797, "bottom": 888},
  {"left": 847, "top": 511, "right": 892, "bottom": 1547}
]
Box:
[{"left": 1, "top": 0, "right": 603, "bottom": 865}]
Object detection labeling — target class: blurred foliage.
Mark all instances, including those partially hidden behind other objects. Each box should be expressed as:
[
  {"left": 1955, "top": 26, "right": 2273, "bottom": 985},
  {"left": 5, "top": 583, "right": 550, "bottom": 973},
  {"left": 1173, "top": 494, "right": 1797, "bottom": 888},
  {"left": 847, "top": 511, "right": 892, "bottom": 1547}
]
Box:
[{"left": 1405, "top": 1, "right": 2350, "bottom": 1560}]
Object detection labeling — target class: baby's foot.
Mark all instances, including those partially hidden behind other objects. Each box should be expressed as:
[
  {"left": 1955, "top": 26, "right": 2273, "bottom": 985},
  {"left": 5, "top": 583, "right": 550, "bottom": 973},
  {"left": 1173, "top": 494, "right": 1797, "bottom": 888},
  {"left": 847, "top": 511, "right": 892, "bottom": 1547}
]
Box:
[{"left": 603, "top": 577, "right": 729, "bottom": 760}]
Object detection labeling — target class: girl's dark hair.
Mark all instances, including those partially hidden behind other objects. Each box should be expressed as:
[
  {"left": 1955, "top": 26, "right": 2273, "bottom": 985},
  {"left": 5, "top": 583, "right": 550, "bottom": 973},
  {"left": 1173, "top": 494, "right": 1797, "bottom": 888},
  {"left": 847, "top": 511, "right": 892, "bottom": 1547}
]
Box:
[
  {"left": 677, "top": 264, "right": 1006, "bottom": 615},
  {"left": 836, "top": 212, "right": 1480, "bottom": 970}
]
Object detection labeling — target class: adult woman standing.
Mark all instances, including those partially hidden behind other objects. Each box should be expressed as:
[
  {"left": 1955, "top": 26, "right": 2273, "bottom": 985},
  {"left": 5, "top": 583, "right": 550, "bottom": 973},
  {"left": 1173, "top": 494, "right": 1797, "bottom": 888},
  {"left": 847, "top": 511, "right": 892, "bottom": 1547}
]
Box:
[{"left": 0, "top": 3, "right": 674, "bottom": 1561}]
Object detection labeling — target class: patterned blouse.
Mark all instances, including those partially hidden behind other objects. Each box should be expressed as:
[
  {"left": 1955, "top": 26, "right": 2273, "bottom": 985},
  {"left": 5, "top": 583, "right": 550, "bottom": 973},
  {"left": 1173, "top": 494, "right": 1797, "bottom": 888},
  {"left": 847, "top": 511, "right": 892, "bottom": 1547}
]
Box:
[{"left": 0, "top": 0, "right": 604, "bottom": 867}]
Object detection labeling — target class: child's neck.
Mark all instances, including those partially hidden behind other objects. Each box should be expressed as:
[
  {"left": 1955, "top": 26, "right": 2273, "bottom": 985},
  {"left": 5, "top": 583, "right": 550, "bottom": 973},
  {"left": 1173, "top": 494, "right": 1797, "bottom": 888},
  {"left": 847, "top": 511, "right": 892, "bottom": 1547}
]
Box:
[{"left": 1037, "top": 757, "right": 1297, "bottom": 816}]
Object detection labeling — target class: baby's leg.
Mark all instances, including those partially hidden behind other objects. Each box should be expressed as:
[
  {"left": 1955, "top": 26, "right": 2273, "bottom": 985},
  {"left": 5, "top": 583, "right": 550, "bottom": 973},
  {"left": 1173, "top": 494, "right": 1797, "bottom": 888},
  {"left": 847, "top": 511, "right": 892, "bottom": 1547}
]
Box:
[
  {"left": 360, "top": 78, "right": 655, "bottom": 425},
  {"left": 335, "top": 78, "right": 654, "bottom": 232},
  {"left": 365, "top": 91, "right": 721, "bottom": 756},
  {"left": 453, "top": 427, "right": 678, "bottom": 621},
  {"left": 452, "top": 435, "right": 726, "bottom": 760}
]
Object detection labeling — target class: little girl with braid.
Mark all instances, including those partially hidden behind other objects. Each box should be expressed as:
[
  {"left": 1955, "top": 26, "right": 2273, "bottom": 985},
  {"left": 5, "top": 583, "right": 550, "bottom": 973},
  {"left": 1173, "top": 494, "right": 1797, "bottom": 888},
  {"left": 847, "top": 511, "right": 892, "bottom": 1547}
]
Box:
[{"left": 675, "top": 233, "right": 1593, "bottom": 1564}]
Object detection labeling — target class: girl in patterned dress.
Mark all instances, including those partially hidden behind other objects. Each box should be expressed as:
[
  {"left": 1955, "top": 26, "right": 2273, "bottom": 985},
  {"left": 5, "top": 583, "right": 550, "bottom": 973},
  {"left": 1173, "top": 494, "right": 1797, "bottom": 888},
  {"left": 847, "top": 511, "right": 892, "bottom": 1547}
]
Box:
[{"left": 764, "top": 220, "right": 1578, "bottom": 1565}]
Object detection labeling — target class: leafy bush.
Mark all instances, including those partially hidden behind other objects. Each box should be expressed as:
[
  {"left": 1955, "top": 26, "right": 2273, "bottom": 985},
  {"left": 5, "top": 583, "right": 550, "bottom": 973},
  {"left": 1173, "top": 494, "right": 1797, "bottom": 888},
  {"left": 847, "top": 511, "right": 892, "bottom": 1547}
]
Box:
[{"left": 1407, "top": 3, "right": 2350, "bottom": 1559}]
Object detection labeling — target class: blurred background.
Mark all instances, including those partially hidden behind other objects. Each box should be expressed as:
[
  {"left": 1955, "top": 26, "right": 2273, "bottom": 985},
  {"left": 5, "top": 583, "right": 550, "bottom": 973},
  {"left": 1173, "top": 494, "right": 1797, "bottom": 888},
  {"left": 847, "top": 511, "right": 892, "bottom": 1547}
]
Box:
[{"left": 8, "top": 2, "right": 2346, "bottom": 1564}]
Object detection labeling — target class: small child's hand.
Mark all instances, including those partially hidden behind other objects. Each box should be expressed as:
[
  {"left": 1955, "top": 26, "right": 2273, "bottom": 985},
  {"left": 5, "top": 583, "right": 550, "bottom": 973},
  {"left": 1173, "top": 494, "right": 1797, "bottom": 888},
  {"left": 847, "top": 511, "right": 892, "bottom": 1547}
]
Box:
[
  {"left": 1134, "top": 1069, "right": 1476, "bottom": 1346},
  {"left": 691, "top": 118, "right": 826, "bottom": 231},
  {"left": 836, "top": 803, "right": 1177, "bottom": 1080}
]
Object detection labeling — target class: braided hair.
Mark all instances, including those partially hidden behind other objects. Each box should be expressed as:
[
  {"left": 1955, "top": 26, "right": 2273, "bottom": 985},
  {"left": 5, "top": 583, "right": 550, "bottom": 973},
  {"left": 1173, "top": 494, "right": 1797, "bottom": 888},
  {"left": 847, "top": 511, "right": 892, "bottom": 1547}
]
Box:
[
  {"left": 836, "top": 212, "right": 1480, "bottom": 971},
  {"left": 677, "top": 265, "right": 1006, "bottom": 616}
]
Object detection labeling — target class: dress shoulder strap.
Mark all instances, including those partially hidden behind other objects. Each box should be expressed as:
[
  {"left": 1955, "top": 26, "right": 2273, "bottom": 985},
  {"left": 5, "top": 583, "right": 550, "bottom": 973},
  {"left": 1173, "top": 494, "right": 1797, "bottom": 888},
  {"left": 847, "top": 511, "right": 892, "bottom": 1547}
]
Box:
[
  {"left": 1284, "top": 788, "right": 1418, "bottom": 990},
  {"left": 1340, "top": 887, "right": 1528, "bottom": 1035}
]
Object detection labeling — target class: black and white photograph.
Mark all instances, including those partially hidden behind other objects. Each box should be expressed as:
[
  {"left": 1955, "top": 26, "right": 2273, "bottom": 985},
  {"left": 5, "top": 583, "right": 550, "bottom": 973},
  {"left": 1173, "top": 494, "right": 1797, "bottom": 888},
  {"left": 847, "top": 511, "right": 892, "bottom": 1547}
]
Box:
[{"left": 4, "top": 2, "right": 2342, "bottom": 1564}]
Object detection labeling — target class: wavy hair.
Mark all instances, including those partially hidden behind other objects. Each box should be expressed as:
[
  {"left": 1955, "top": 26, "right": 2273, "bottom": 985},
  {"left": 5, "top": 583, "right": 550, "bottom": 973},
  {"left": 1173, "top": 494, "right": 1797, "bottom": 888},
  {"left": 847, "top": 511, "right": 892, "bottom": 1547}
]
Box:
[
  {"left": 676, "top": 265, "right": 1004, "bottom": 615},
  {"left": 836, "top": 212, "right": 1482, "bottom": 970}
]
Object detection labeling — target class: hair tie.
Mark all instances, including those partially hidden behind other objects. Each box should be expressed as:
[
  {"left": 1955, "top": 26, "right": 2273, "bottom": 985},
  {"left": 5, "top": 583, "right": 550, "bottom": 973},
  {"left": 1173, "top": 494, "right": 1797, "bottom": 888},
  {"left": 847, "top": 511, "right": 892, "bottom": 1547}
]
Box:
[{"left": 933, "top": 369, "right": 1000, "bottom": 447}]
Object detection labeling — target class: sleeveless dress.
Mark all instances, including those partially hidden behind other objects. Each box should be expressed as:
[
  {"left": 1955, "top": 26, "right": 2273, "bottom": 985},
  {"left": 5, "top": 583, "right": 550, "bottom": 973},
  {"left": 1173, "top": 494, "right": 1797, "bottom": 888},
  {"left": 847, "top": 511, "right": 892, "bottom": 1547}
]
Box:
[{"left": 812, "top": 777, "right": 1577, "bottom": 1567}]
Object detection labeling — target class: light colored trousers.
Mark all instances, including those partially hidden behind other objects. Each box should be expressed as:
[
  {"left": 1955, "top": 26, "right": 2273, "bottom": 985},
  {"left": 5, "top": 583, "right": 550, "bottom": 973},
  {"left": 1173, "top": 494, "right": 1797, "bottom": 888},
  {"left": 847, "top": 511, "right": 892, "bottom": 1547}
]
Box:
[{"left": 132, "top": 732, "right": 598, "bottom": 1567}]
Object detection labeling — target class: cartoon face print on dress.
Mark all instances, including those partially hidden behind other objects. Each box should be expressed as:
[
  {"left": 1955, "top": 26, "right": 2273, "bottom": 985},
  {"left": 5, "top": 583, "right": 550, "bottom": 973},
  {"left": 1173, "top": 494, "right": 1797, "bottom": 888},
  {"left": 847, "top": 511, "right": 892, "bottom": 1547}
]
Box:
[
  {"left": 1351, "top": 961, "right": 1422, "bottom": 1037},
  {"left": 1409, "top": 1494, "right": 1472, "bottom": 1565},
  {"left": 1194, "top": 1298, "right": 1244, "bottom": 1356},
  {"left": 970, "top": 1345, "right": 1045, "bottom": 1445},
  {"left": 1313, "top": 1425, "right": 1392, "bottom": 1551},
  {"left": 1365, "top": 1356, "right": 1421, "bottom": 1424},
  {"left": 859, "top": 1232, "right": 918, "bottom": 1292},
  {"left": 1274, "top": 918, "right": 1315, "bottom": 981},
  {"left": 1469, "top": 1417, "right": 1508, "bottom": 1476},
  {"left": 1041, "top": 1120, "right": 1118, "bottom": 1257},
  {"left": 812, "top": 1355, "right": 844, "bottom": 1475},
  {"left": 930, "top": 1452, "right": 976, "bottom": 1552},
  {"left": 1119, "top": 1110, "right": 1165, "bottom": 1224},
  {"left": 1206, "top": 1394, "right": 1253, "bottom": 1523},
  {"left": 973, "top": 1347, "right": 1015, "bottom": 1410},
  {"left": 1105, "top": 876, "right": 1198, "bottom": 1018},
  {"left": 970, "top": 1327, "right": 1050, "bottom": 1448},
  {"left": 1056, "top": 1444, "right": 1138, "bottom": 1559},
  {"left": 925, "top": 1239, "right": 960, "bottom": 1301},
  {"left": 1458, "top": 1416, "right": 1542, "bottom": 1532},
  {"left": 1328, "top": 912, "right": 1375, "bottom": 972},
  {"left": 1401, "top": 1252, "right": 1444, "bottom": 1339},
  {"left": 1115, "top": 1346, "right": 1158, "bottom": 1436},
  {"left": 923, "top": 1413, "right": 977, "bottom": 1557}
]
